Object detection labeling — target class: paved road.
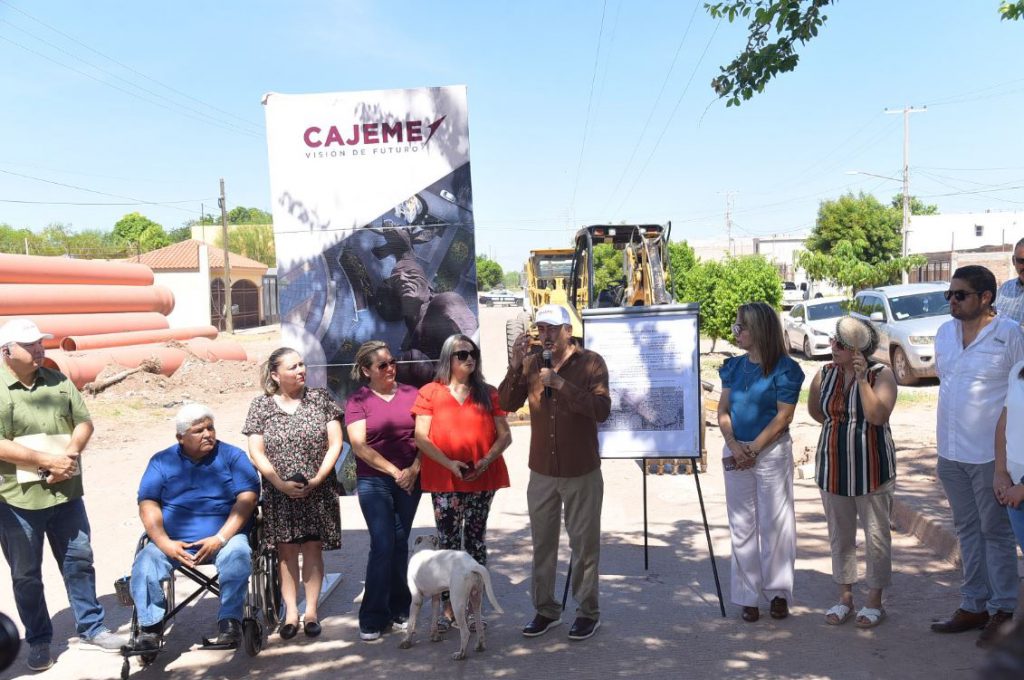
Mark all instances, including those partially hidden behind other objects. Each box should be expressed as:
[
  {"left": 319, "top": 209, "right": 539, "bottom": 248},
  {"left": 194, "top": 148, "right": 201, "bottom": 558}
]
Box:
[{"left": 0, "top": 306, "right": 1010, "bottom": 679}]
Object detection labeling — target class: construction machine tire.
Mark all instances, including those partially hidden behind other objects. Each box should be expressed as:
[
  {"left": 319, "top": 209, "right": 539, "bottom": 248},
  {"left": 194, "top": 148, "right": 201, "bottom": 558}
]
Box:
[{"left": 506, "top": 314, "right": 529, "bottom": 361}]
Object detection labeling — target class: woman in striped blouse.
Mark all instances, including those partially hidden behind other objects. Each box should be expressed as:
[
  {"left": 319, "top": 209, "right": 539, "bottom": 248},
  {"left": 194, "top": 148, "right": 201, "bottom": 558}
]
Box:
[{"left": 808, "top": 316, "right": 897, "bottom": 629}]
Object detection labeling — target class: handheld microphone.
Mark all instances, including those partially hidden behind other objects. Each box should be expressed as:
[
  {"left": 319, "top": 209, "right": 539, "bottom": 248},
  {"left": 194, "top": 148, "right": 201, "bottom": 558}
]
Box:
[{"left": 542, "top": 350, "right": 552, "bottom": 398}]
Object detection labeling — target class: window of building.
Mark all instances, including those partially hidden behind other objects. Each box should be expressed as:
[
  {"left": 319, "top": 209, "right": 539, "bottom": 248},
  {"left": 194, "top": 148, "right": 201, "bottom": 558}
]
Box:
[{"left": 975, "top": 224, "right": 984, "bottom": 237}]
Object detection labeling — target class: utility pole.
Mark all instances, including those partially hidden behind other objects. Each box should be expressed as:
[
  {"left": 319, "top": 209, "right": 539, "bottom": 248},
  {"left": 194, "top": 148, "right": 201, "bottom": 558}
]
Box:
[
  {"left": 719, "top": 191, "right": 736, "bottom": 255},
  {"left": 885, "top": 105, "right": 926, "bottom": 284},
  {"left": 218, "top": 178, "right": 234, "bottom": 333}
]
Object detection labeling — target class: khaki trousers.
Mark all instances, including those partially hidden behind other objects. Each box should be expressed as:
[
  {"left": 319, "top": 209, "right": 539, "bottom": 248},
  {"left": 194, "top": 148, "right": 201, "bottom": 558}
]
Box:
[
  {"left": 820, "top": 480, "right": 894, "bottom": 589},
  {"left": 527, "top": 468, "right": 603, "bottom": 620}
]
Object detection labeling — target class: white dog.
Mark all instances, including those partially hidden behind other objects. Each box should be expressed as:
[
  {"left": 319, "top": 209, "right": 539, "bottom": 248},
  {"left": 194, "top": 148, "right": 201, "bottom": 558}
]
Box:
[{"left": 400, "top": 535, "right": 503, "bottom": 660}]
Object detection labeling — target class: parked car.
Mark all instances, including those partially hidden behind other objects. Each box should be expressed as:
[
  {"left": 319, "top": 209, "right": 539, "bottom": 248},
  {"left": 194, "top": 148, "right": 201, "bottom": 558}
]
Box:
[
  {"left": 478, "top": 289, "right": 523, "bottom": 307},
  {"left": 783, "top": 296, "right": 848, "bottom": 357},
  {"left": 850, "top": 282, "right": 951, "bottom": 386},
  {"left": 781, "top": 281, "right": 803, "bottom": 309}
]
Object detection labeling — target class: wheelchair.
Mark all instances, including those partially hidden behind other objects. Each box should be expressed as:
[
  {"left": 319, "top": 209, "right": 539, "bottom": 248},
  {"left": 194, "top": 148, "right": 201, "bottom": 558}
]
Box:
[{"left": 115, "top": 513, "right": 281, "bottom": 680}]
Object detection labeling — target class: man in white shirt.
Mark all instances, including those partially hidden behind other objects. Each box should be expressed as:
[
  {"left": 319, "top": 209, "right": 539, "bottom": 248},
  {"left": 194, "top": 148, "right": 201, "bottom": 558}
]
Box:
[
  {"left": 994, "top": 238, "right": 1024, "bottom": 324},
  {"left": 932, "top": 265, "right": 1022, "bottom": 647}
]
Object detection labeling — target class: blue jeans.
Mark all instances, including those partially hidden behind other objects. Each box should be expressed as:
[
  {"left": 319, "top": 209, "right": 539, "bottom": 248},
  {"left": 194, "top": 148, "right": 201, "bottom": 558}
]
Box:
[
  {"left": 937, "top": 457, "right": 1019, "bottom": 614},
  {"left": 0, "top": 498, "right": 107, "bottom": 645},
  {"left": 357, "top": 476, "right": 421, "bottom": 631},
  {"left": 1008, "top": 504, "right": 1024, "bottom": 554},
  {"left": 130, "top": 533, "right": 252, "bottom": 627}
]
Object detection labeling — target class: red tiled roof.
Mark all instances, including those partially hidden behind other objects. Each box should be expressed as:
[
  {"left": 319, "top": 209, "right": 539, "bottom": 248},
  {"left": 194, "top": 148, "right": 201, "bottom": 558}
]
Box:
[{"left": 130, "top": 240, "right": 267, "bottom": 272}]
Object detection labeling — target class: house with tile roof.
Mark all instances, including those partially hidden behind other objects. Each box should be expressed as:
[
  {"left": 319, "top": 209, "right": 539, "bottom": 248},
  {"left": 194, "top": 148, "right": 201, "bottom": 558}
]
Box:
[{"left": 128, "top": 239, "right": 269, "bottom": 330}]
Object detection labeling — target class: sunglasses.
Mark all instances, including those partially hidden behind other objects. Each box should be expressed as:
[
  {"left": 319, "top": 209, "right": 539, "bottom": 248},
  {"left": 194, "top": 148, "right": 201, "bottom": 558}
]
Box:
[
  {"left": 376, "top": 359, "right": 397, "bottom": 370},
  {"left": 943, "top": 290, "right": 980, "bottom": 302},
  {"left": 453, "top": 349, "right": 479, "bottom": 362},
  {"left": 731, "top": 323, "right": 746, "bottom": 336}
]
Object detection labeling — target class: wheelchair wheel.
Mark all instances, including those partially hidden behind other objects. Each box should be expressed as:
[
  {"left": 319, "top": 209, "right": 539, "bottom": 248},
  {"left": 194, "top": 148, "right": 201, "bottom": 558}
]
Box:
[
  {"left": 242, "top": 618, "right": 262, "bottom": 657},
  {"left": 121, "top": 658, "right": 130, "bottom": 680},
  {"left": 263, "top": 551, "right": 282, "bottom": 627}
]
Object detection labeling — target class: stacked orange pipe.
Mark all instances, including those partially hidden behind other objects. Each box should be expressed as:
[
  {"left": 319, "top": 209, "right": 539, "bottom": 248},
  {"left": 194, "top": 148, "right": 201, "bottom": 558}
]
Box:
[
  {"left": 0, "top": 253, "right": 153, "bottom": 285},
  {"left": 61, "top": 326, "right": 219, "bottom": 352},
  {"left": 0, "top": 284, "right": 175, "bottom": 316},
  {"left": 0, "top": 313, "right": 169, "bottom": 349}
]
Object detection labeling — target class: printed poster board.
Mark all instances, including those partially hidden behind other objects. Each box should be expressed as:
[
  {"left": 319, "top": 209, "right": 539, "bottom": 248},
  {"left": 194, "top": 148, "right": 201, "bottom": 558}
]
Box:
[
  {"left": 583, "top": 304, "right": 701, "bottom": 459},
  {"left": 263, "top": 86, "right": 478, "bottom": 401}
]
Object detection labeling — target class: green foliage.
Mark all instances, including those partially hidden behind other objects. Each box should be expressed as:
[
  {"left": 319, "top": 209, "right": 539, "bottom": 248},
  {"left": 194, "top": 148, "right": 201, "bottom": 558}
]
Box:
[
  {"left": 502, "top": 271, "right": 521, "bottom": 289},
  {"left": 705, "top": 0, "right": 831, "bottom": 106},
  {"left": 709, "top": 1, "right": 1021, "bottom": 105},
  {"left": 667, "top": 240, "right": 698, "bottom": 300},
  {"left": 679, "top": 254, "right": 782, "bottom": 347},
  {"left": 113, "top": 212, "right": 169, "bottom": 252},
  {"left": 1001, "top": 1, "right": 1024, "bottom": 20},
  {"left": 592, "top": 243, "right": 623, "bottom": 294},
  {"left": 0, "top": 222, "right": 127, "bottom": 257},
  {"left": 806, "top": 192, "right": 901, "bottom": 265},
  {"left": 890, "top": 194, "right": 939, "bottom": 216},
  {"left": 191, "top": 206, "right": 273, "bottom": 226},
  {"left": 167, "top": 225, "right": 193, "bottom": 243},
  {"left": 475, "top": 255, "right": 503, "bottom": 290},
  {"left": 213, "top": 224, "right": 277, "bottom": 267},
  {"left": 796, "top": 241, "right": 925, "bottom": 291}
]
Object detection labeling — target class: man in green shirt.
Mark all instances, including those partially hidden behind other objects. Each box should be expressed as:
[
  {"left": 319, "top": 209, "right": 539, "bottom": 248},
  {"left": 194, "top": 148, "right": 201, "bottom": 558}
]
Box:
[{"left": 0, "top": 319, "right": 127, "bottom": 672}]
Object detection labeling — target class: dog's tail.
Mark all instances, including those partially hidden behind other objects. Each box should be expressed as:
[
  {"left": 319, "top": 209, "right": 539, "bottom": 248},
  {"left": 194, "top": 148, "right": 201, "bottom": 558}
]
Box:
[{"left": 472, "top": 565, "right": 504, "bottom": 614}]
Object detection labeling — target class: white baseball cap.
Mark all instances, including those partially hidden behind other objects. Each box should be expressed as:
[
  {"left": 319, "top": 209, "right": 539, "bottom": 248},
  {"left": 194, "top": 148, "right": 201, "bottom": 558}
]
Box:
[
  {"left": 535, "top": 305, "right": 572, "bottom": 327},
  {"left": 0, "top": 319, "right": 53, "bottom": 347}
]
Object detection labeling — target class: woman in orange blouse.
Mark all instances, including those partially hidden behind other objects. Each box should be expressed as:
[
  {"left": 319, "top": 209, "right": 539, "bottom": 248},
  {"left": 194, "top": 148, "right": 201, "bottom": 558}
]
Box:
[{"left": 413, "top": 334, "right": 511, "bottom": 628}]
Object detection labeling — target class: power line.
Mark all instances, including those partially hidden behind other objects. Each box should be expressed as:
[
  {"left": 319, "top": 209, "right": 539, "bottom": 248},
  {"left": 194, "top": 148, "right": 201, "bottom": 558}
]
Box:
[
  {"left": 0, "top": 168, "right": 205, "bottom": 214},
  {"left": 0, "top": 0, "right": 263, "bottom": 129},
  {"left": 599, "top": 0, "right": 702, "bottom": 214},
  {"left": 0, "top": 31, "right": 262, "bottom": 139},
  {"left": 613, "top": 18, "right": 722, "bottom": 217},
  {"left": 568, "top": 0, "right": 608, "bottom": 225}
]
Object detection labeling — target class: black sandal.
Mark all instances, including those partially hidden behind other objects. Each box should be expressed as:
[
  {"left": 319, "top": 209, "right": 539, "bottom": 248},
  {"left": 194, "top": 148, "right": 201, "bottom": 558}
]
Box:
[
  {"left": 279, "top": 622, "right": 299, "bottom": 639},
  {"left": 304, "top": 620, "right": 322, "bottom": 637}
]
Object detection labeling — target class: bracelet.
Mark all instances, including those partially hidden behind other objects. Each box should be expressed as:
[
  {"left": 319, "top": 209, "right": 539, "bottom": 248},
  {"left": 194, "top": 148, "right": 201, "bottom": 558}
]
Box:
[{"left": 215, "top": 533, "right": 227, "bottom": 546}]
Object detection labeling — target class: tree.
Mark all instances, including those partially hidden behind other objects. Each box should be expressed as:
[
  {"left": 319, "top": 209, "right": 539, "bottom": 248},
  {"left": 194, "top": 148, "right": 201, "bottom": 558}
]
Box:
[
  {"left": 890, "top": 195, "right": 939, "bottom": 216},
  {"left": 797, "top": 240, "right": 925, "bottom": 291},
  {"left": 113, "top": 212, "right": 169, "bottom": 252},
  {"left": 502, "top": 271, "right": 521, "bottom": 289},
  {"left": 0, "top": 223, "right": 35, "bottom": 253},
  {"left": 679, "top": 254, "right": 782, "bottom": 349},
  {"left": 167, "top": 225, "right": 193, "bottom": 243},
  {"left": 707, "top": 1, "right": 1023, "bottom": 106},
  {"left": 592, "top": 243, "right": 623, "bottom": 295},
  {"left": 667, "top": 240, "right": 698, "bottom": 301},
  {"left": 476, "top": 255, "right": 503, "bottom": 290},
  {"left": 805, "top": 192, "right": 900, "bottom": 266},
  {"left": 801, "top": 192, "right": 933, "bottom": 290},
  {"left": 227, "top": 206, "right": 273, "bottom": 224},
  {"left": 214, "top": 224, "right": 276, "bottom": 267}
]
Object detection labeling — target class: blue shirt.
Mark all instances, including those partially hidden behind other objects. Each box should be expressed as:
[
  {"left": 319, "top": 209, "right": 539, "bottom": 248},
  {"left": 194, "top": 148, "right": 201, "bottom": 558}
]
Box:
[
  {"left": 137, "top": 440, "right": 260, "bottom": 544},
  {"left": 719, "top": 354, "right": 804, "bottom": 441}
]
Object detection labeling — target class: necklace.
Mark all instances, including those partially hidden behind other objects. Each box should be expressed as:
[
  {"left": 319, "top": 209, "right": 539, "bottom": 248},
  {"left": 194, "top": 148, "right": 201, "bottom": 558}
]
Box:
[{"left": 740, "top": 358, "right": 761, "bottom": 390}]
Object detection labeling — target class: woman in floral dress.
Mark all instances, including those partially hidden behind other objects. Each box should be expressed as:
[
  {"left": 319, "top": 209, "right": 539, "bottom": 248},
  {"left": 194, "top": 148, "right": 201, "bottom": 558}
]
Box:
[{"left": 244, "top": 347, "right": 342, "bottom": 640}]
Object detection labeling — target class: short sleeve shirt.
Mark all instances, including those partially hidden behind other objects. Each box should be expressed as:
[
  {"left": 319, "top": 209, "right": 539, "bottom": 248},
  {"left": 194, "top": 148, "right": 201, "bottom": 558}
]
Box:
[
  {"left": 412, "top": 382, "right": 510, "bottom": 493},
  {"left": 0, "top": 365, "right": 92, "bottom": 510},
  {"left": 719, "top": 354, "right": 804, "bottom": 442},
  {"left": 344, "top": 384, "right": 419, "bottom": 478},
  {"left": 137, "top": 440, "right": 260, "bottom": 544}
]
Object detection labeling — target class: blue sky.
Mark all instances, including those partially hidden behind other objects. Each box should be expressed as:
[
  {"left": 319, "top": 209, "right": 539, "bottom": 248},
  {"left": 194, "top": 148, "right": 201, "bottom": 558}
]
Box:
[{"left": 1, "top": 1, "right": 1022, "bottom": 271}]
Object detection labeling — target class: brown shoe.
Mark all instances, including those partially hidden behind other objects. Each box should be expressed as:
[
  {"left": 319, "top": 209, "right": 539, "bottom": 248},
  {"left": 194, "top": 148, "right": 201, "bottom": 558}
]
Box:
[
  {"left": 741, "top": 606, "right": 760, "bottom": 622},
  {"left": 977, "top": 610, "right": 1014, "bottom": 648},
  {"left": 769, "top": 597, "right": 789, "bottom": 619},
  {"left": 930, "top": 608, "right": 989, "bottom": 634}
]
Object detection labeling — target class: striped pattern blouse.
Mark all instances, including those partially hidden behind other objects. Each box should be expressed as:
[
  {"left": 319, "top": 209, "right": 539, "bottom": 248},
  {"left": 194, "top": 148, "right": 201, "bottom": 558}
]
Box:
[{"left": 814, "top": 363, "right": 897, "bottom": 496}]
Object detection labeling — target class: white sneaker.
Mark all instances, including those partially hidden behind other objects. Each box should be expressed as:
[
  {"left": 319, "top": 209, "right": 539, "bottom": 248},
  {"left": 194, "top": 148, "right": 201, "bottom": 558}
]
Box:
[
  {"left": 359, "top": 628, "right": 381, "bottom": 641},
  {"left": 79, "top": 630, "right": 128, "bottom": 653}
]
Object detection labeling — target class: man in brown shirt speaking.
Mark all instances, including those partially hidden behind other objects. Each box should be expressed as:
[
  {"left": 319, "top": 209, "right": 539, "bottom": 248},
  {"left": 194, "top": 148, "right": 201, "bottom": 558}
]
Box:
[{"left": 499, "top": 304, "right": 610, "bottom": 641}]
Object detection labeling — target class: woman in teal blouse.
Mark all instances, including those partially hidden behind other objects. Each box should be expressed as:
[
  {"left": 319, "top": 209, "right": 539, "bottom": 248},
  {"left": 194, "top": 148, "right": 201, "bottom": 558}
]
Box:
[{"left": 717, "top": 301, "right": 805, "bottom": 623}]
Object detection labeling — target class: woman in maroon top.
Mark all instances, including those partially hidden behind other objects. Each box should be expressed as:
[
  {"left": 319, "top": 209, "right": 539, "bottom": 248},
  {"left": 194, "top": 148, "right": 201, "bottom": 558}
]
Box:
[
  {"left": 413, "top": 334, "right": 511, "bottom": 629},
  {"left": 344, "top": 340, "right": 422, "bottom": 641}
]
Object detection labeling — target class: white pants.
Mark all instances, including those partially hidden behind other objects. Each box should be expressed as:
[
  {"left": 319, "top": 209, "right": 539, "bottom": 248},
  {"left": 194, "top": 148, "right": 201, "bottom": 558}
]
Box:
[{"left": 723, "top": 434, "right": 796, "bottom": 607}]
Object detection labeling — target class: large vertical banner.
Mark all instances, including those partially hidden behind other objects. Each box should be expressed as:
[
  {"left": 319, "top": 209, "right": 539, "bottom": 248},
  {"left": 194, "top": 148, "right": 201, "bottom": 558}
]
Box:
[{"left": 263, "top": 86, "right": 478, "bottom": 401}]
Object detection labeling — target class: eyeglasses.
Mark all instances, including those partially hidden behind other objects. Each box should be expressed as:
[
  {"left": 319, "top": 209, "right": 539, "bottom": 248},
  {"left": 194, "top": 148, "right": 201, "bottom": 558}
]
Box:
[
  {"left": 731, "top": 323, "right": 746, "bottom": 336},
  {"left": 943, "top": 290, "right": 981, "bottom": 302},
  {"left": 453, "top": 349, "right": 479, "bottom": 362},
  {"left": 376, "top": 359, "right": 397, "bottom": 370}
]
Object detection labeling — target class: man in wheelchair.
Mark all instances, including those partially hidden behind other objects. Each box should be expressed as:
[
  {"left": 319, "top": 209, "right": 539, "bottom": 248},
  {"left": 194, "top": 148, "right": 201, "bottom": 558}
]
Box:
[{"left": 130, "top": 404, "right": 260, "bottom": 650}]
